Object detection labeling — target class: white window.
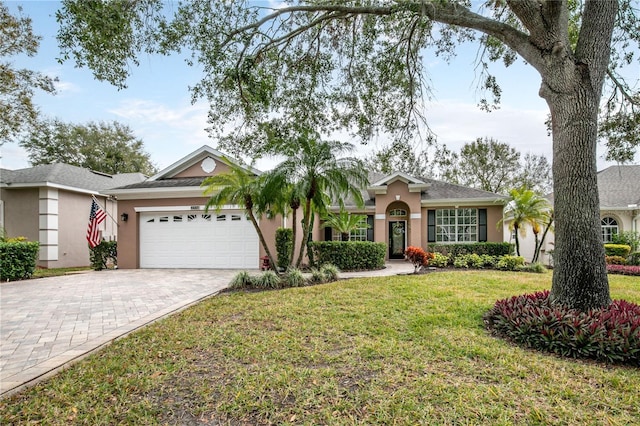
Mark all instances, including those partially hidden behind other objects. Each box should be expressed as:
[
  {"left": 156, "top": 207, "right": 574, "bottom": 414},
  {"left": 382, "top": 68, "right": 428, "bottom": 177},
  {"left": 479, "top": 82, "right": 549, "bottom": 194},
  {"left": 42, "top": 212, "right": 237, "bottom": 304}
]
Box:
[
  {"left": 601, "top": 217, "right": 619, "bottom": 242},
  {"left": 436, "top": 208, "right": 478, "bottom": 242},
  {"left": 332, "top": 217, "right": 369, "bottom": 241},
  {"left": 389, "top": 209, "right": 407, "bottom": 217}
]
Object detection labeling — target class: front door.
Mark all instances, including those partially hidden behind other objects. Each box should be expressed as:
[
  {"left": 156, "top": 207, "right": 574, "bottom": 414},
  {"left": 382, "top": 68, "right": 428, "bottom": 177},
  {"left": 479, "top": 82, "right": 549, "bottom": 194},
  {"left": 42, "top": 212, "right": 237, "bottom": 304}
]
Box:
[{"left": 389, "top": 221, "right": 406, "bottom": 259}]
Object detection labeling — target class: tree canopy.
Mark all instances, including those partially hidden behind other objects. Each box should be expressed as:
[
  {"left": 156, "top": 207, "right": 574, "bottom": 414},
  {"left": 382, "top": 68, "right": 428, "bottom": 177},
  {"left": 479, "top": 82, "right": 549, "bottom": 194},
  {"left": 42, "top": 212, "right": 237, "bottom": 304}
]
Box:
[
  {"left": 438, "top": 138, "right": 553, "bottom": 195},
  {"left": 0, "top": 2, "right": 56, "bottom": 143},
  {"left": 20, "top": 119, "right": 157, "bottom": 175},
  {"left": 54, "top": 0, "right": 640, "bottom": 310},
  {"left": 366, "top": 137, "right": 553, "bottom": 195}
]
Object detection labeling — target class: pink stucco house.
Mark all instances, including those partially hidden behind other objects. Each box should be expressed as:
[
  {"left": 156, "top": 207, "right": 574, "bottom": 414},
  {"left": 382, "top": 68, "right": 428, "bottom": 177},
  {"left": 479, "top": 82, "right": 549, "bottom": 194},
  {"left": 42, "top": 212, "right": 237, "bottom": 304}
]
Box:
[{"left": 107, "top": 146, "right": 508, "bottom": 269}]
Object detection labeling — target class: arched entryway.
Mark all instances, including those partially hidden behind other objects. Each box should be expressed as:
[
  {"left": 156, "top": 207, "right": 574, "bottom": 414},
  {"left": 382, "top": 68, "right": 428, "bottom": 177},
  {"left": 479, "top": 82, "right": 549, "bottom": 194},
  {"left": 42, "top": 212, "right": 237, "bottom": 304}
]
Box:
[{"left": 387, "top": 202, "right": 409, "bottom": 259}]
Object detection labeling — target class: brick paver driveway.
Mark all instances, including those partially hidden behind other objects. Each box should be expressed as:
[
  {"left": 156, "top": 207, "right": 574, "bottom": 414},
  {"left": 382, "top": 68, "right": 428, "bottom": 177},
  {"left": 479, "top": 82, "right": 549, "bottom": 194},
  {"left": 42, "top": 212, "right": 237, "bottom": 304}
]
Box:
[{"left": 0, "top": 269, "right": 234, "bottom": 397}]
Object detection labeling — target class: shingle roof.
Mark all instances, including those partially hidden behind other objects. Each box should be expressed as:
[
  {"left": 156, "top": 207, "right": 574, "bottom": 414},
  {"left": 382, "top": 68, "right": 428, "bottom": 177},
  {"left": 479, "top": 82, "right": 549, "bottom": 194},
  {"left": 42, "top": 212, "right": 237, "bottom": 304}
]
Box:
[
  {"left": 419, "top": 177, "right": 507, "bottom": 201},
  {"left": 0, "top": 163, "right": 146, "bottom": 192},
  {"left": 597, "top": 165, "right": 640, "bottom": 208},
  {"left": 334, "top": 171, "right": 506, "bottom": 208},
  {"left": 115, "top": 177, "right": 206, "bottom": 189}
]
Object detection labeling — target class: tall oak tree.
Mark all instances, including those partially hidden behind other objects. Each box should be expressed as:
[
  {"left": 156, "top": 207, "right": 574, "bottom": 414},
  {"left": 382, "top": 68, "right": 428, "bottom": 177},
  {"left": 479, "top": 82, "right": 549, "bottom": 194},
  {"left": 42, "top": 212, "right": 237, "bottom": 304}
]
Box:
[{"left": 55, "top": 0, "right": 639, "bottom": 310}]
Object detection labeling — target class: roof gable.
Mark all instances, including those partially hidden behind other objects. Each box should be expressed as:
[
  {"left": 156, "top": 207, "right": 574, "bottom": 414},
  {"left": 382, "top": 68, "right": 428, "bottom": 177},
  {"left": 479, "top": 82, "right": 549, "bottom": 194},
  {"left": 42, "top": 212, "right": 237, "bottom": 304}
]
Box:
[{"left": 149, "top": 145, "right": 261, "bottom": 181}]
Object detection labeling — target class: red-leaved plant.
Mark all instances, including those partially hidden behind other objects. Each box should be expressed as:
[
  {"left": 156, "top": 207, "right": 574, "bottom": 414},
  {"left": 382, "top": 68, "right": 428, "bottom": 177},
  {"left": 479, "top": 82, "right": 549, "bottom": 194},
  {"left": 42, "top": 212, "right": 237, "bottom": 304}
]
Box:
[
  {"left": 607, "top": 264, "right": 640, "bottom": 276},
  {"left": 404, "top": 246, "right": 435, "bottom": 272},
  {"left": 484, "top": 290, "right": 640, "bottom": 365}
]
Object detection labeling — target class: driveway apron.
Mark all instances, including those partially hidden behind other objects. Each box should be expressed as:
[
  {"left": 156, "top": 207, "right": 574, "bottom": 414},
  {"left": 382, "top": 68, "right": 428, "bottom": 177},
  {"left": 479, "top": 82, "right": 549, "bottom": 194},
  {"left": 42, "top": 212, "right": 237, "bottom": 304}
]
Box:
[{"left": 0, "top": 269, "right": 233, "bottom": 397}]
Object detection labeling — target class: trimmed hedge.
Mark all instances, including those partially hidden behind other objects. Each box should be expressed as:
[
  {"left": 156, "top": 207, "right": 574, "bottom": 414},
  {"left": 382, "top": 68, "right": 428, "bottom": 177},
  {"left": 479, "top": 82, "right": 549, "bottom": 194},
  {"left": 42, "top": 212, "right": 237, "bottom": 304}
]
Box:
[
  {"left": 428, "top": 242, "right": 514, "bottom": 257},
  {"left": 604, "top": 244, "right": 631, "bottom": 258},
  {"left": 275, "top": 228, "right": 293, "bottom": 269},
  {"left": 1, "top": 241, "right": 40, "bottom": 281},
  {"left": 309, "top": 241, "right": 386, "bottom": 271}
]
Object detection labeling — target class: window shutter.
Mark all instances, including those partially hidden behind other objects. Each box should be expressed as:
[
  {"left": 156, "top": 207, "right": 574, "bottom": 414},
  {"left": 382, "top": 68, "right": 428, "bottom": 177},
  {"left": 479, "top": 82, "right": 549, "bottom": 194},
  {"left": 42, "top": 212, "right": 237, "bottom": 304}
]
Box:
[
  {"left": 367, "top": 215, "right": 374, "bottom": 241},
  {"left": 479, "top": 208, "right": 487, "bottom": 242},
  {"left": 324, "top": 226, "right": 332, "bottom": 241},
  {"left": 427, "top": 210, "right": 436, "bottom": 243}
]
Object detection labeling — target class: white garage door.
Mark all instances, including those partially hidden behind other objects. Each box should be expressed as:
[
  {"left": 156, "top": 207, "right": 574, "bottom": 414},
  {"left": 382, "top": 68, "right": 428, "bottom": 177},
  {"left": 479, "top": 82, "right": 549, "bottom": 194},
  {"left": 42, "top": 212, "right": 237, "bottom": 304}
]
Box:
[{"left": 139, "top": 211, "right": 259, "bottom": 269}]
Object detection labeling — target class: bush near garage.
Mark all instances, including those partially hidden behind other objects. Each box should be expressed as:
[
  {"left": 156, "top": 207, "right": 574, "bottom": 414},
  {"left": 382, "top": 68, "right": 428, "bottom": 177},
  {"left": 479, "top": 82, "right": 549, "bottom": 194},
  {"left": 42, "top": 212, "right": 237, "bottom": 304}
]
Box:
[
  {"left": 429, "top": 242, "right": 513, "bottom": 258},
  {"left": 89, "top": 240, "right": 117, "bottom": 270},
  {"left": 309, "top": 241, "right": 386, "bottom": 271},
  {"left": 0, "top": 238, "right": 39, "bottom": 281},
  {"left": 484, "top": 290, "right": 640, "bottom": 365}
]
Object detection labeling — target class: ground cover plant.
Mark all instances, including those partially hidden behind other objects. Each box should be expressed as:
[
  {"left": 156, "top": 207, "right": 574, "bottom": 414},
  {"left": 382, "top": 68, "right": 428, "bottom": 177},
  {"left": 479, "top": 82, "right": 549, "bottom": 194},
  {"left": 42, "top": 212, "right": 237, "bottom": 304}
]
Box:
[{"left": 1, "top": 272, "right": 639, "bottom": 425}]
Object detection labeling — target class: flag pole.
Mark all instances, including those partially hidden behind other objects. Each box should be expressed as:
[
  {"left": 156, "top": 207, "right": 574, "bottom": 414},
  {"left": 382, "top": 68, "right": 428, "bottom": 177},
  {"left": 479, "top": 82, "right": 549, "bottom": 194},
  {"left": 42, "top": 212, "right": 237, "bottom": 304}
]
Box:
[{"left": 91, "top": 195, "right": 119, "bottom": 226}]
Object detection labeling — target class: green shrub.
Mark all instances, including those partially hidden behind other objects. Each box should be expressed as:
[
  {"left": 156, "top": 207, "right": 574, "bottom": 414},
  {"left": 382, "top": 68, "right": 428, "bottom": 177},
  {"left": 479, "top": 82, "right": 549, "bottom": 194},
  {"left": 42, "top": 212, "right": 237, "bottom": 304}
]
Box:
[
  {"left": 604, "top": 244, "right": 631, "bottom": 258},
  {"left": 275, "top": 228, "right": 293, "bottom": 270},
  {"left": 611, "top": 231, "right": 640, "bottom": 252},
  {"left": 89, "top": 240, "right": 117, "bottom": 270},
  {"left": 255, "top": 270, "right": 281, "bottom": 289},
  {"left": 520, "top": 262, "right": 547, "bottom": 273},
  {"left": 320, "top": 263, "right": 340, "bottom": 281},
  {"left": 0, "top": 240, "right": 40, "bottom": 281},
  {"left": 309, "top": 268, "right": 326, "bottom": 284},
  {"left": 283, "top": 267, "right": 306, "bottom": 288},
  {"left": 484, "top": 290, "right": 640, "bottom": 365},
  {"left": 627, "top": 252, "right": 640, "bottom": 266},
  {"left": 429, "top": 252, "right": 450, "bottom": 268},
  {"left": 495, "top": 255, "right": 525, "bottom": 271},
  {"left": 453, "top": 255, "right": 470, "bottom": 268},
  {"left": 309, "top": 241, "right": 385, "bottom": 271},
  {"left": 429, "top": 242, "right": 513, "bottom": 257},
  {"left": 230, "top": 271, "right": 254, "bottom": 289},
  {"left": 605, "top": 255, "right": 627, "bottom": 265}
]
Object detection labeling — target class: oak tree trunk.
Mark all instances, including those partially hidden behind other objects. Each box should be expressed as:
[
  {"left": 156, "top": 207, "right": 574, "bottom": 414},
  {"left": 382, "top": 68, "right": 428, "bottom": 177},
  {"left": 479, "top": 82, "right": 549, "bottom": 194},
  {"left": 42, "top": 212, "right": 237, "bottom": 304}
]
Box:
[{"left": 544, "top": 85, "right": 610, "bottom": 310}]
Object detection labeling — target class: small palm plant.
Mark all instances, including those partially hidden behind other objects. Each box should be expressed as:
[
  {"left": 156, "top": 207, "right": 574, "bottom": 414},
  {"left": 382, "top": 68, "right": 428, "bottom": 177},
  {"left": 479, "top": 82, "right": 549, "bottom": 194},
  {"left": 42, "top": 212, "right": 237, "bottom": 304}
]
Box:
[{"left": 321, "top": 211, "right": 369, "bottom": 241}]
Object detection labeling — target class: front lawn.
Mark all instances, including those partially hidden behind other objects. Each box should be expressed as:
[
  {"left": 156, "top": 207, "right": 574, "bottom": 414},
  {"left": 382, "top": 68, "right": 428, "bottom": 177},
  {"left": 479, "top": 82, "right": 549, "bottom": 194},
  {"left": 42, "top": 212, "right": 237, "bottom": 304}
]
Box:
[{"left": 2, "top": 271, "right": 639, "bottom": 424}]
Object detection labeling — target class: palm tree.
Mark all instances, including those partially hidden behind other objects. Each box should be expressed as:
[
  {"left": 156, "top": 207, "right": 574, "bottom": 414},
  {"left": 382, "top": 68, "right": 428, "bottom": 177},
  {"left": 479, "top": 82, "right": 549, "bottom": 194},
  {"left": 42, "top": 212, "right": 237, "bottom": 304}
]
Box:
[
  {"left": 532, "top": 209, "right": 554, "bottom": 263},
  {"left": 201, "top": 159, "right": 278, "bottom": 272},
  {"left": 260, "top": 176, "right": 304, "bottom": 268},
  {"left": 268, "top": 130, "right": 368, "bottom": 268},
  {"left": 321, "top": 211, "right": 369, "bottom": 241},
  {"left": 501, "top": 187, "right": 551, "bottom": 259}
]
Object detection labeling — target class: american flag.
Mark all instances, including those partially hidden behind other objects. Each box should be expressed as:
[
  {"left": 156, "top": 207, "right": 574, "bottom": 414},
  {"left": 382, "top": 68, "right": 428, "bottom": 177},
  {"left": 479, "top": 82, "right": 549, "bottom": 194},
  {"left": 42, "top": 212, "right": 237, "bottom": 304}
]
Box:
[{"left": 87, "top": 198, "right": 107, "bottom": 248}]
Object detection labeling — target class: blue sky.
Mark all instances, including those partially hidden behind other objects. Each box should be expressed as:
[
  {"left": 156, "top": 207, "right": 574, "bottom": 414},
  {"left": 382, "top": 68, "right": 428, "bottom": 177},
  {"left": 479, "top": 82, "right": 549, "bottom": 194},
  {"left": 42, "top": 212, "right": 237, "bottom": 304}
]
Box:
[{"left": 2, "top": 1, "right": 634, "bottom": 173}]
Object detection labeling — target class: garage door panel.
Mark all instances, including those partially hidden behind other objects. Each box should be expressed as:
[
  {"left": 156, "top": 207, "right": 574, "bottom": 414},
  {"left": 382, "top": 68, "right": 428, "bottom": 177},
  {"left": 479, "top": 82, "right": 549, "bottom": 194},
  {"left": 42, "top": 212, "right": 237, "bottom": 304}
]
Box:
[{"left": 139, "top": 211, "right": 259, "bottom": 269}]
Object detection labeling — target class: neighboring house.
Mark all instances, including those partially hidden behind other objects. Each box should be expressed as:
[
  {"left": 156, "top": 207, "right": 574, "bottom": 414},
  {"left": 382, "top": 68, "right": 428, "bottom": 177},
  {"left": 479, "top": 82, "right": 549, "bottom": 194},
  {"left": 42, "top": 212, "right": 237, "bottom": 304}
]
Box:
[
  {"left": 597, "top": 165, "right": 640, "bottom": 241},
  {"left": 0, "top": 164, "right": 145, "bottom": 268},
  {"left": 108, "top": 145, "right": 508, "bottom": 269},
  {"left": 506, "top": 164, "right": 640, "bottom": 264}
]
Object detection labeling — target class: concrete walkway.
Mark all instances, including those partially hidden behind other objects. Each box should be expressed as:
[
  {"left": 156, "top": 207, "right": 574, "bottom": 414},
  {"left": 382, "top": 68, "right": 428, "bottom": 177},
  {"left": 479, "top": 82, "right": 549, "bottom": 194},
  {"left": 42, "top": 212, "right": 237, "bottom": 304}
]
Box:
[{"left": 0, "top": 262, "right": 414, "bottom": 398}]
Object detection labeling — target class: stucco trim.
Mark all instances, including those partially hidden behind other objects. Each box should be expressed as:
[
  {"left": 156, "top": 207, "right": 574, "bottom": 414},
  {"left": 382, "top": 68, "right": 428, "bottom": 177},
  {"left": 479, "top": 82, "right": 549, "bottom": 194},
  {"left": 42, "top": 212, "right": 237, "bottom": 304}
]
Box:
[
  {"left": 1, "top": 181, "right": 101, "bottom": 196},
  {"left": 134, "top": 204, "right": 243, "bottom": 212},
  {"left": 422, "top": 198, "right": 506, "bottom": 206},
  {"left": 107, "top": 187, "right": 207, "bottom": 200}
]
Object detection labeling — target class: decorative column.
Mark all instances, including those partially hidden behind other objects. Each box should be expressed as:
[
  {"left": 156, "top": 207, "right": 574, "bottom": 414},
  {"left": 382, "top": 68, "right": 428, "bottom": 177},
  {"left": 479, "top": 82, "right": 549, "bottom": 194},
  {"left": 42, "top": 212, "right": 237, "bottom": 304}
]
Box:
[{"left": 38, "top": 188, "right": 59, "bottom": 262}]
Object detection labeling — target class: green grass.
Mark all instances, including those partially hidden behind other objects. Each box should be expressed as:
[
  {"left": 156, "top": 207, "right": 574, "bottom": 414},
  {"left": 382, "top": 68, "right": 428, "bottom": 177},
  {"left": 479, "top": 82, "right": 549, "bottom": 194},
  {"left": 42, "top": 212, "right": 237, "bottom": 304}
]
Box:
[
  {"left": 2, "top": 271, "right": 639, "bottom": 425},
  {"left": 31, "top": 267, "right": 91, "bottom": 279}
]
